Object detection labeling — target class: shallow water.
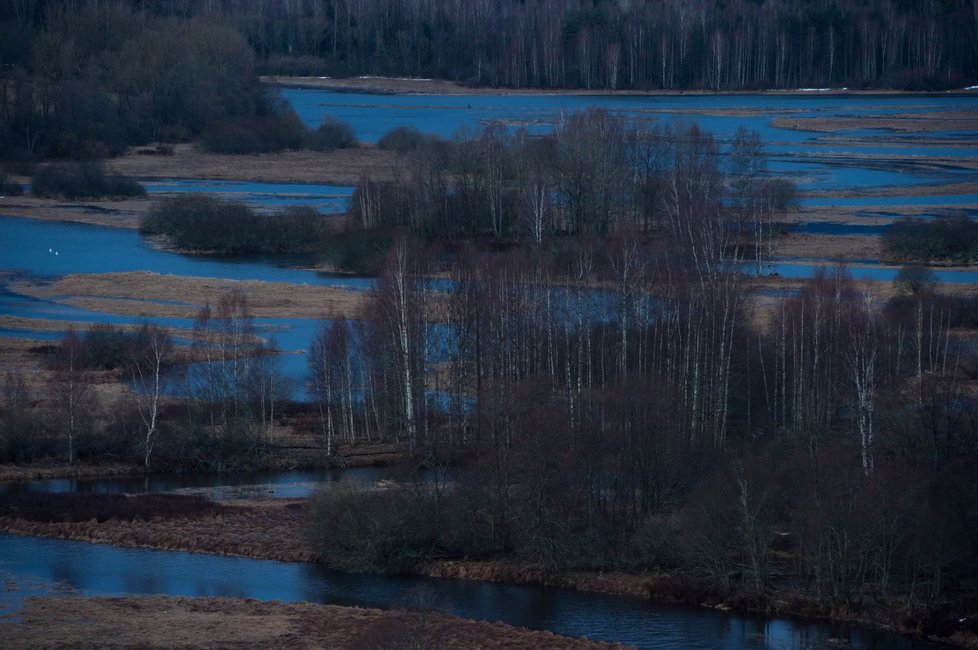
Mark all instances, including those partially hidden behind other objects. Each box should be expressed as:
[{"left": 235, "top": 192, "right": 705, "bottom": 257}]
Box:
[
  {"left": 0, "top": 214, "right": 371, "bottom": 288},
  {"left": 0, "top": 533, "right": 936, "bottom": 649}
]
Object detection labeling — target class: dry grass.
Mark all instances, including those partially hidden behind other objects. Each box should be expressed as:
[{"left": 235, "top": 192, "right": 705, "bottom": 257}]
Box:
[
  {"left": 422, "top": 560, "right": 656, "bottom": 600},
  {"left": 105, "top": 143, "right": 394, "bottom": 185},
  {"left": 775, "top": 233, "right": 884, "bottom": 260},
  {"left": 9, "top": 271, "right": 367, "bottom": 321},
  {"left": 0, "top": 195, "right": 147, "bottom": 228},
  {"left": 771, "top": 112, "right": 978, "bottom": 134},
  {"left": 3, "top": 595, "right": 626, "bottom": 649},
  {"left": 0, "top": 498, "right": 314, "bottom": 562}
]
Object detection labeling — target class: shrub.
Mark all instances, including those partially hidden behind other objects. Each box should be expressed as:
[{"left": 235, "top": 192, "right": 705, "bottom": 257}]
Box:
[
  {"left": 31, "top": 162, "right": 145, "bottom": 200},
  {"left": 307, "top": 117, "right": 357, "bottom": 151},
  {"left": 198, "top": 110, "right": 307, "bottom": 154},
  {"left": 142, "top": 196, "right": 326, "bottom": 255},
  {"left": 883, "top": 216, "right": 978, "bottom": 263},
  {"left": 318, "top": 230, "right": 394, "bottom": 274},
  {"left": 377, "top": 126, "right": 428, "bottom": 153}
]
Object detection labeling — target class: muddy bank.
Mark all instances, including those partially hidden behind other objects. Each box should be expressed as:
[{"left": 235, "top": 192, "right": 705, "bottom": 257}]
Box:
[
  {"left": 1, "top": 594, "right": 622, "bottom": 649},
  {"left": 0, "top": 195, "right": 147, "bottom": 228},
  {"left": 0, "top": 496, "right": 314, "bottom": 562}
]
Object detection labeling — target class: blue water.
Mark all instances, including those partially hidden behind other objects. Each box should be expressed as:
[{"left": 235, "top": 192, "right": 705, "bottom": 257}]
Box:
[
  {"left": 770, "top": 261, "right": 978, "bottom": 283},
  {"left": 793, "top": 222, "right": 888, "bottom": 235},
  {"left": 283, "top": 88, "right": 978, "bottom": 147},
  {"left": 0, "top": 534, "right": 935, "bottom": 649},
  {"left": 0, "top": 214, "right": 371, "bottom": 288}
]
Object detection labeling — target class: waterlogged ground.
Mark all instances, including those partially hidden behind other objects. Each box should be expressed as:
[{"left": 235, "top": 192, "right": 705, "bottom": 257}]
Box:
[{"left": 2, "top": 90, "right": 977, "bottom": 397}]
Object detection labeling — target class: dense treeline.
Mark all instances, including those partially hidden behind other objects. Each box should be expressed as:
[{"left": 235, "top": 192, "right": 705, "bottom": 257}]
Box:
[
  {"left": 4, "top": 0, "right": 975, "bottom": 93},
  {"left": 141, "top": 196, "right": 328, "bottom": 255},
  {"left": 883, "top": 215, "right": 978, "bottom": 264},
  {"left": 0, "top": 5, "right": 295, "bottom": 162},
  {"left": 303, "top": 239, "right": 978, "bottom": 617}
]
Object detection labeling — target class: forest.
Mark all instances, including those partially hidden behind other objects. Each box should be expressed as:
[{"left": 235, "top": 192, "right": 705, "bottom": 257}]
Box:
[
  {"left": 4, "top": 0, "right": 977, "bottom": 95},
  {"left": 3, "top": 1, "right": 976, "bottom": 163}
]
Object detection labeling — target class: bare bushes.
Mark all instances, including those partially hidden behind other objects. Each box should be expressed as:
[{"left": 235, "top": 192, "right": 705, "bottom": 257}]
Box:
[
  {"left": 198, "top": 110, "right": 358, "bottom": 154},
  {"left": 377, "top": 126, "right": 432, "bottom": 154},
  {"left": 307, "top": 117, "right": 358, "bottom": 151},
  {"left": 199, "top": 111, "right": 307, "bottom": 154},
  {"left": 141, "top": 195, "right": 326, "bottom": 254},
  {"left": 32, "top": 162, "right": 145, "bottom": 200}
]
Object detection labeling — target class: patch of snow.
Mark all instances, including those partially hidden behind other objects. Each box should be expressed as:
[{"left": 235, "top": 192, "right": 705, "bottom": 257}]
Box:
[
  {"left": 965, "top": 85, "right": 978, "bottom": 90},
  {"left": 796, "top": 88, "right": 832, "bottom": 92}
]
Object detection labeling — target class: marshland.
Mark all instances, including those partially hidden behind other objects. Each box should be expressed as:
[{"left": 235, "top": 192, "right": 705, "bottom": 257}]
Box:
[{"left": 1, "top": 2, "right": 977, "bottom": 648}]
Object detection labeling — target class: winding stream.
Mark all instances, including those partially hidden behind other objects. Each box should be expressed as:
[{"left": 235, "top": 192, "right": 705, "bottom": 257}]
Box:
[{"left": 0, "top": 470, "right": 941, "bottom": 649}]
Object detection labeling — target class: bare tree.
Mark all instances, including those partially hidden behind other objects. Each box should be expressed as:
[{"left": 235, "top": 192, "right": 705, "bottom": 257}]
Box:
[{"left": 128, "top": 323, "right": 172, "bottom": 469}]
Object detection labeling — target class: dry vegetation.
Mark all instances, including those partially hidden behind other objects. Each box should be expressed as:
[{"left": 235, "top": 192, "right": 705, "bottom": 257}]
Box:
[
  {"left": 0, "top": 495, "right": 314, "bottom": 562},
  {"left": 771, "top": 112, "right": 978, "bottom": 134},
  {"left": 8, "top": 272, "right": 367, "bottom": 321},
  {"left": 105, "top": 143, "right": 393, "bottom": 186},
  {"left": 2, "top": 595, "right": 625, "bottom": 650},
  {"left": 0, "top": 194, "right": 147, "bottom": 228},
  {"left": 775, "top": 233, "right": 884, "bottom": 260}
]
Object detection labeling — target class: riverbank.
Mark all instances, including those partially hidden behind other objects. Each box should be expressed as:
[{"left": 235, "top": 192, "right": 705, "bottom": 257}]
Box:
[
  {"left": 263, "top": 75, "right": 978, "bottom": 97},
  {"left": 1, "top": 593, "right": 622, "bottom": 649},
  {"left": 0, "top": 492, "right": 973, "bottom": 648}
]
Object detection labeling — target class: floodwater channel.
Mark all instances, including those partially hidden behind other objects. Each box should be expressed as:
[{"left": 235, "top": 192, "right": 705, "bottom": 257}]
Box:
[{"left": 0, "top": 470, "right": 943, "bottom": 649}]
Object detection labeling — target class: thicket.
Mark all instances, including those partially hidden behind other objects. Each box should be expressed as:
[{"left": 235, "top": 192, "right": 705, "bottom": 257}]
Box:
[
  {"left": 347, "top": 114, "right": 793, "bottom": 272},
  {"left": 141, "top": 196, "right": 327, "bottom": 255},
  {"left": 0, "top": 293, "right": 286, "bottom": 471},
  {"left": 0, "top": 7, "right": 291, "bottom": 162},
  {"left": 377, "top": 127, "right": 436, "bottom": 154},
  {"left": 0, "top": 168, "right": 23, "bottom": 195},
  {"left": 883, "top": 216, "right": 978, "bottom": 263},
  {"left": 307, "top": 117, "right": 358, "bottom": 152},
  {"left": 302, "top": 230, "right": 978, "bottom": 621},
  {"left": 31, "top": 162, "right": 145, "bottom": 200},
  {"left": 198, "top": 110, "right": 307, "bottom": 155}
]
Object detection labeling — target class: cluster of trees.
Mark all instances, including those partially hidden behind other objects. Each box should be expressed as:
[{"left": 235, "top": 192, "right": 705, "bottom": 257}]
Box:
[
  {"left": 883, "top": 215, "right": 978, "bottom": 264},
  {"left": 31, "top": 161, "right": 145, "bottom": 199},
  {"left": 141, "top": 196, "right": 328, "bottom": 255},
  {"left": 349, "top": 112, "right": 793, "bottom": 267},
  {"left": 0, "top": 292, "right": 287, "bottom": 471},
  {"left": 0, "top": 5, "right": 283, "bottom": 162},
  {"left": 8, "top": 0, "right": 972, "bottom": 91},
  {"left": 303, "top": 231, "right": 978, "bottom": 609}
]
